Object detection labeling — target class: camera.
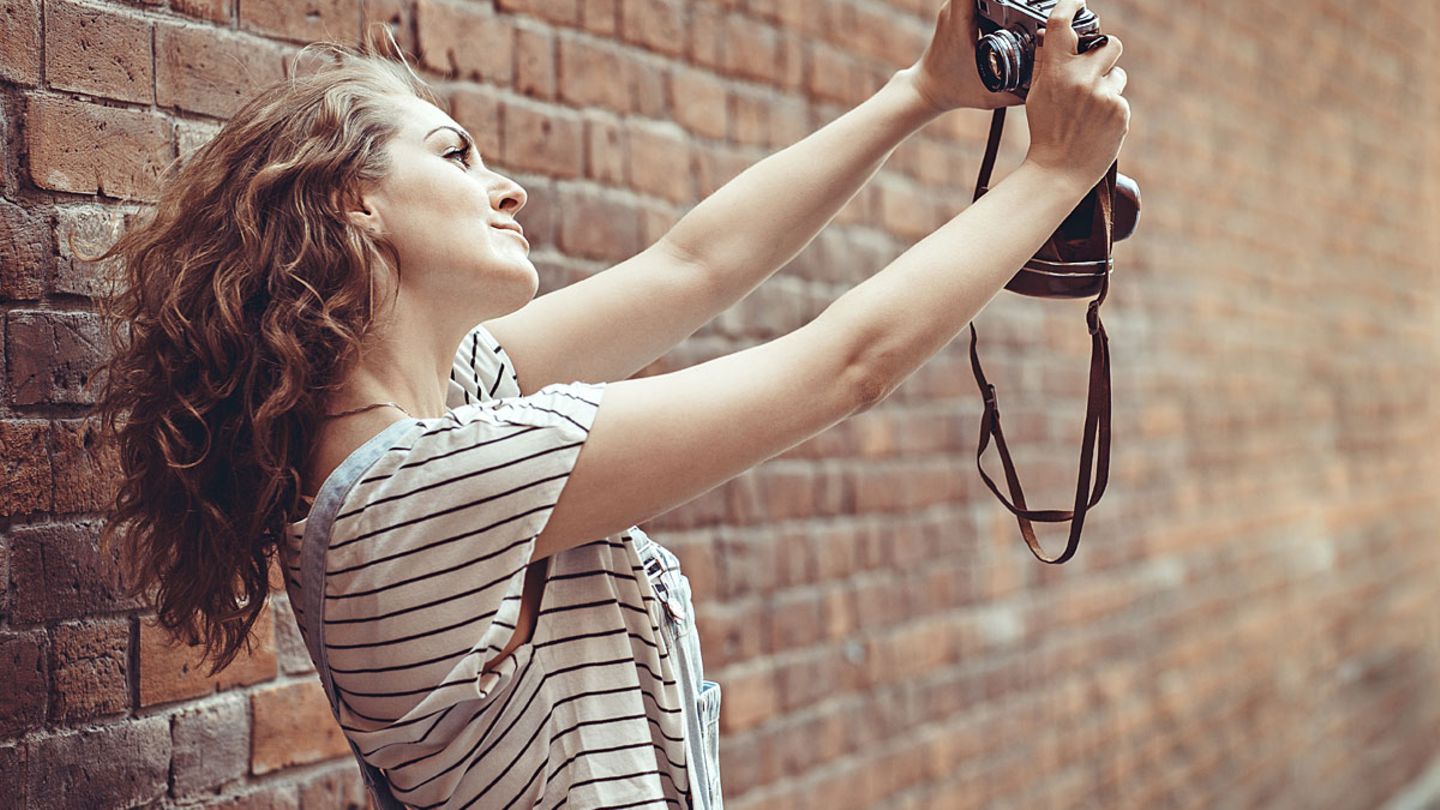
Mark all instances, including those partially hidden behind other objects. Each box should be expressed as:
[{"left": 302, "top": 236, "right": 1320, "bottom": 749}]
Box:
[{"left": 974, "top": 0, "right": 1105, "bottom": 96}]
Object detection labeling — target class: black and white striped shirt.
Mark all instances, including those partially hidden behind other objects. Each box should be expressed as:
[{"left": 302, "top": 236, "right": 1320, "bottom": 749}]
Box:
[{"left": 281, "top": 323, "right": 691, "bottom": 809}]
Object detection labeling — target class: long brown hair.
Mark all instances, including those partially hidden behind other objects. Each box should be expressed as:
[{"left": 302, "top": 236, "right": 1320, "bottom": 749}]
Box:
[{"left": 82, "top": 29, "right": 440, "bottom": 676}]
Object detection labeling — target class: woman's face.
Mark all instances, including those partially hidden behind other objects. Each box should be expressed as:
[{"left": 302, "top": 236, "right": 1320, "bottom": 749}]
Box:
[{"left": 353, "top": 94, "right": 533, "bottom": 321}]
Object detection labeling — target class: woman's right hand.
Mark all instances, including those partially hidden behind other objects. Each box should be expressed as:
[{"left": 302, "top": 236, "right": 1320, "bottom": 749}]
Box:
[{"left": 1022, "top": 0, "right": 1130, "bottom": 193}]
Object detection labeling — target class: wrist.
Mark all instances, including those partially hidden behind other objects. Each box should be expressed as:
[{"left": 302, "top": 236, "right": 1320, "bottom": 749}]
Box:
[
  {"left": 1016, "top": 157, "right": 1095, "bottom": 202},
  {"left": 889, "top": 67, "right": 950, "bottom": 121}
]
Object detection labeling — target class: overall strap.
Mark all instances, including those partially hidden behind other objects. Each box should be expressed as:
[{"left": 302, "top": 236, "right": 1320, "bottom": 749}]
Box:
[
  {"left": 967, "top": 108, "right": 1115, "bottom": 565},
  {"left": 298, "top": 419, "right": 418, "bottom": 810}
]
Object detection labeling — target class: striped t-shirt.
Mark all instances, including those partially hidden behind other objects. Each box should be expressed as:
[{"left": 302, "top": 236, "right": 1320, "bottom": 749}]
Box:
[{"left": 281, "top": 322, "right": 692, "bottom": 809}]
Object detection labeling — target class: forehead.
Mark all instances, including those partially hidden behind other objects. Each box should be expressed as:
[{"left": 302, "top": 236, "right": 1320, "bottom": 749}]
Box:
[{"left": 391, "top": 95, "right": 466, "bottom": 143}]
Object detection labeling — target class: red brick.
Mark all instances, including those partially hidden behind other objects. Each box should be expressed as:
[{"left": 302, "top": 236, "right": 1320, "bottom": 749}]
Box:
[
  {"left": 250, "top": 679, "right": 350, "bottom": 774},
  {"left": 730, "top": 87, "right": 770, "bottom": 147},
  {"left": 579, "top": 0, "right": 617, "bottom": 35},
  {"left": 583, "top": 110, "right": 627, "bottom": 185},
  {"left": 0, "top": 631, "right": 47, "bottom": 736},
  {"left": 717, "top": 664, "right": 778, "bottom": 734},
  {"left": 25, "top": 95, "right": 172, "bottom": 201},
  {"left": 359, "top": 0, "right": 415, "bottom": 57},
  {"left": 515, "top": 23, "right": 556, "bottom": 99},
  {"left": 25, "top": 717, "right": 170, "bottom": 807},
  {"left": 268, "top": 597, "right": 316, "bottom": 676},
  {"left": 415, "top": 0, "right": 514, "bottom": 85},
  {"left": 497, "top": 0, "right": 579, "bottom": 28},
  {"left": 203, "top": 786, "right": 301, "bottom": 809},
  {"left": 5, "top": 310, "right": 106, "bottom": 406},
  {"left": 296, "top": 762, "right": 368, "bottom": 810},
  {"left": 0, "top": 420, "right": 50, "bottom": 517},
  {"left": 687, "top": 2, "right": 726, "bottom": 71},
  {"left": 554, "top": 184, "right": 640, "bottom": 261},
  {"left": 44, "top": 0, "right": 152, "bottom": 104},
  {"left": 0, "top": 196, "right": 48, "bottom": 300},
  {"left": 239, "top": 0, "right": 359, "bottom": 44},
  {"left": 619, "top": 0, "right": 683, "bottom": 58},
  {"left": 624, "top": 119, "right": 691, "bottom": 203},
  {"left": 171, "top": 694, "right": 250, "bottom": 795},
  {"left": 627, "top": 51, "right": 667, "bottom": 119},
  {"left": 155, "top": 23, "right": 287, "bottom": 119},
  {"left": 0, "top": 0, "right": 41, "bottom": 85},
  {"left": 8, "top": 521, "right": 139, "bottom": 623},
  {"left": 52, "top": 203, "right": 125, "bottom": 299},
  {"left": 502, "top": 100, "right": 583, "bottom": 179},
  {"left": 138, "top": 599, "right": 277, "bottom": 707},
  {"left": 48, "top": 617, "right": 129, "bottom": 723},
  {"left": 512, "top": 177, "right": 556, "bottom": 252},
  {"left": 669, "top": 65, "right": 728, "bottom": 140},
  {"left": 172, "top": 0, "right": 232, "bottom": 24},
  {"left": 692, "top": 141, "right": 752, "bottom": 197},
  {"left": 448, "top": 84, "right": 503, "bottom": 162},
  {"left": 721, "top": 14, "right": 781, "bottom": 85},
  {"left": 556, "top": 34, "right": 630, "bottom": 113},
  {"left": 806, "top": 40, "right": 861, "bottom": 105}
]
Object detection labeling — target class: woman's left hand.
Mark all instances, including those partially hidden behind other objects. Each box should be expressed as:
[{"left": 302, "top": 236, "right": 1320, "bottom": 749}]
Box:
[{"left": 904, "top": 0, "right": 1025, "bottom": 113}]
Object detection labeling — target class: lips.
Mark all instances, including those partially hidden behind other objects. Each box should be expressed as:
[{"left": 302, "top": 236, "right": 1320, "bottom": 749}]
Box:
[{"left": 492, "top": 222, "right": 525, "bottom": 237}]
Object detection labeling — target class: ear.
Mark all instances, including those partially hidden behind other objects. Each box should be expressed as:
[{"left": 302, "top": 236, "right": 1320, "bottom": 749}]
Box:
[{"left": 346, "top": 193, "right": 385, "bottom": 237}]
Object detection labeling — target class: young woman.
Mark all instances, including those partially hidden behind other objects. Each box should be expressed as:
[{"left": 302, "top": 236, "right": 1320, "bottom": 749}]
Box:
[{"left": 89, "top": 1, "right": 1126, "bottom": 807}]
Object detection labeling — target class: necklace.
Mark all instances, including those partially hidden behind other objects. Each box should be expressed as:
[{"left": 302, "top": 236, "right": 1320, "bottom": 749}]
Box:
[{"left": 321, "top": 401, "right": 413, "bottom": 420}]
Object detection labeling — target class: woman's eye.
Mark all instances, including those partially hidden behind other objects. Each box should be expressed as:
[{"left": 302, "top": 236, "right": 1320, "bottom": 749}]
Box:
[{"left": 444, "top": 147, "right": 470, "bottom": 167}]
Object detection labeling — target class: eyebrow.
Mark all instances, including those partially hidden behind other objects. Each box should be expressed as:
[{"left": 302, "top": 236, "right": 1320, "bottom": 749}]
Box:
[{"left": 425, "top": 124, "right": 474, "bottom": 148}]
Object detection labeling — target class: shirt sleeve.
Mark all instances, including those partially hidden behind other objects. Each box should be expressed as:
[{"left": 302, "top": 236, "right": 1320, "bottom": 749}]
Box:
[
  {"left": 322, "top": 380, "right": 608, "bottom": 726},
  {"left": 447, "top": 321, "right": 521, "bottom": 407}
]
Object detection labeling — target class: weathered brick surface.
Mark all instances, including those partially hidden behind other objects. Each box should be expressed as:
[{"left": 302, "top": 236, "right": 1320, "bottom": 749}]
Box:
[
  {"left": 138, "top": 599, "right": 277, "bottom": 707},
  {"left": 7, "top": 521, "right": 137, "bottom": 623},
  {"left": 0, "top": 195, "right": 49, "bottom": 300},
  {"left": 249, "top": 679, "right": 349, "bottom": 774},
  {"left": 1, "top": 2, "right": 1437, "bottom": 809},
  {"left": 171, "top": 693, "right": 251, "bottom": 795},
  {"left": 48, "top": 617, "right": 128, "bottom": 723},
  {"left": 239, "top": 0, "right": 359, "bottom": 45},
  {"left": 0, "top": 631, "right": 48, "bottom": 736},
  {"left": 43, "top": 0, "right": 154, "bottom": 104},
  {"left": 415, "top": 0, "right": 514, "bottom": 84},
  {"left": 0, "top": 420, "right": 50, "bottom": 517},
  {"left": 155, "top": 22, "right": 287, "bottom": 119},
  {"left": 5, "top": 310, "right": 106, "bottom": 405},
  {"left": 24, "top": 716, "right": 170, "bottom": 809},
  {"left": 0, "top": 0, "right": 41, "bottom": 86},
  {"left": 24, "top": 96, "right": 172, "bottom": 200},
  {"left": 296, "top": 761, "right": 368, "bottom": 810}
]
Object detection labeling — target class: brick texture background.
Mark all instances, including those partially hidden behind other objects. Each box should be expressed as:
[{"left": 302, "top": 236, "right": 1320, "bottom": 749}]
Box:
[{"left": 2, "top": 1, "right": 1438, "bottom": 808}]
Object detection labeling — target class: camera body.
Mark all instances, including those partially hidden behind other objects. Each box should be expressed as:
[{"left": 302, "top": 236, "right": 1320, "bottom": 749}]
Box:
[{"left": 974, "top": 0, "right": 1105, "bottom": 97}]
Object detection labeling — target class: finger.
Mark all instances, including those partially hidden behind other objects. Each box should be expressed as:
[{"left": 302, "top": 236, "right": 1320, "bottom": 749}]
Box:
[
  {"left": 1043, "top": 0, "right": 1085, "bottom": 56},
  {"left": 1084, "top": 34, "right": 1123, "bottom": 76},
  {"left": 1104, "top": 65, "right": 1128, "bottom": 96}
]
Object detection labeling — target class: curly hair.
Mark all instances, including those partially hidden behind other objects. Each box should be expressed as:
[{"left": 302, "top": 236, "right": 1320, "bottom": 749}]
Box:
[{"left": 80, "top": 28, "right": 442, "bottom": 677}]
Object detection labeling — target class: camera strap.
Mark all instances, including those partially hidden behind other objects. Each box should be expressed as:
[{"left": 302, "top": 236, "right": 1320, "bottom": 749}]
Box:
[{"left": 967, "top": 107, "right": 1114, "bottom": 565}]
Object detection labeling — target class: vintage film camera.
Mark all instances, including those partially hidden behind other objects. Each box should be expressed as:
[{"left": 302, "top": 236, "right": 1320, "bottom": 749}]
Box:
[{"left": 974, "top": 0, "right": 1106, "bottom": 96}]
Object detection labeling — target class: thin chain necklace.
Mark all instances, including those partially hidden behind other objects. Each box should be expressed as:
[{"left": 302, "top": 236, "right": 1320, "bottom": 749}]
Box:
[{"left": 321, "top": 401, "right": 414, "bottom": 420}]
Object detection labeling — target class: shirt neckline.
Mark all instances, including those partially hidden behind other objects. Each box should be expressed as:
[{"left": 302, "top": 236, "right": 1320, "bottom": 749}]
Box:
[{"left": 287, "top": 417, "right": 420, "bottom": 526}]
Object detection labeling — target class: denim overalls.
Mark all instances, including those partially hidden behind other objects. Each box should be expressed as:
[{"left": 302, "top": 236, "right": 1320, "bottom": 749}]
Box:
[
  {"left": 294, "top": 418, "right": 724, "bottom": 810},
  {"left": 632, "top": 528, "right": 726, "bottom": 810}
]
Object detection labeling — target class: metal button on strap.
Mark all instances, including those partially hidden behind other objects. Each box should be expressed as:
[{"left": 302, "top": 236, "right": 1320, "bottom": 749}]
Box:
[{"left": 644, "top": 555, "right": 687, "bottom": 623}]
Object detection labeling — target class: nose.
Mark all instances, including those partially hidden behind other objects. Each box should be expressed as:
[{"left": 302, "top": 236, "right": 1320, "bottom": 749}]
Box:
[{"left": 490, "top": 171, "right": 526, "bottom": 215}]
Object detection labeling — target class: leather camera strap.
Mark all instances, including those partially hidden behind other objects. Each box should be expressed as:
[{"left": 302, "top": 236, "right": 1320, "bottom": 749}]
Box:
[{"left": 967, "top": 107, "right": 1114, "bottom": 565}]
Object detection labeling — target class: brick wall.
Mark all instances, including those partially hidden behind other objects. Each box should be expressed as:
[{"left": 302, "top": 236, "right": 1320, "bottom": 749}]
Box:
[{"left": 1, "top": 1, "right": 1437, "bottom": 808}]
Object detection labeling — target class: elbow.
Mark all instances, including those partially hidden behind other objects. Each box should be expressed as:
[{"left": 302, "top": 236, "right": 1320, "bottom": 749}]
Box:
[{"left": 848, "top": 359, "right": 895, "bottom": 416}]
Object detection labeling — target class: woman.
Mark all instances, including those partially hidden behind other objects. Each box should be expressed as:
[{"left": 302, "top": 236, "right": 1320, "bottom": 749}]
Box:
[{"left": 88, "top": 1, "right": 1126, "bottom": 807}]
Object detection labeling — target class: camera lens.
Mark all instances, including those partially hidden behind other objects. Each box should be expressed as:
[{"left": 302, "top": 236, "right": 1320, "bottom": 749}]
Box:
[{"left": 976, "top": 29, "right": 1028, "bottom": 93}]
